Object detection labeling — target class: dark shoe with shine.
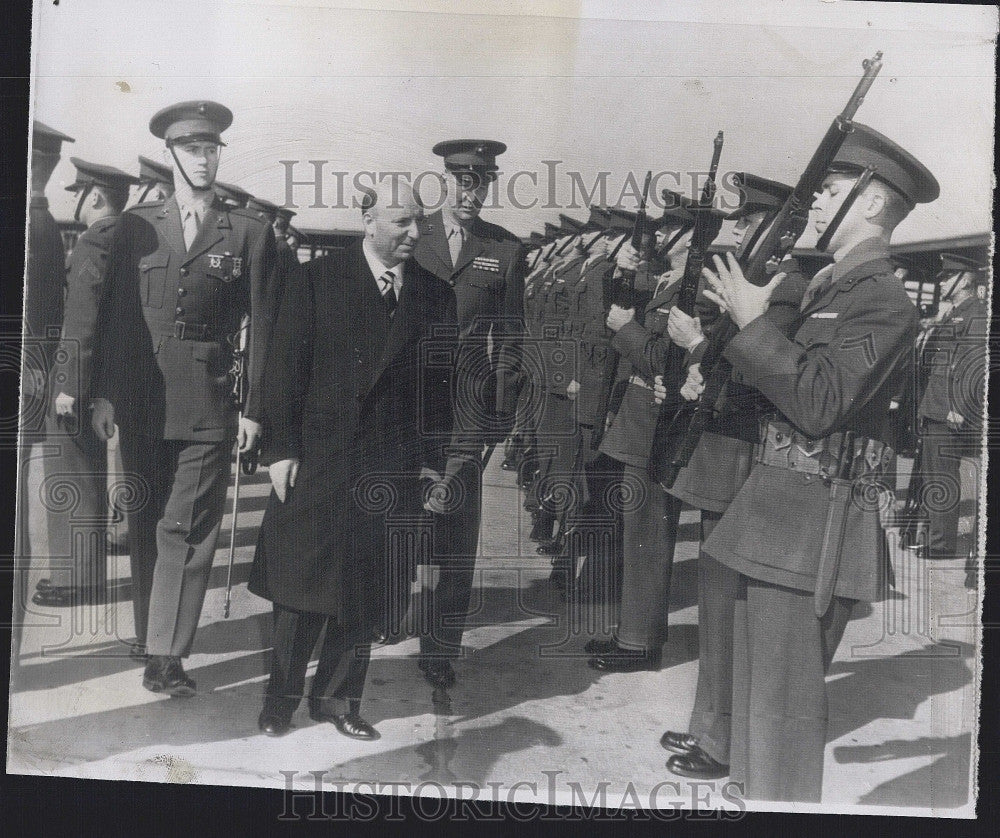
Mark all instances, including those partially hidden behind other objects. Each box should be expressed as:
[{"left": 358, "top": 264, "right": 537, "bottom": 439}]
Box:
[
  {"left": 310, "top": 709, "right": 379, "bottom": 740},
  {"left": 418, "top": 658, "right": 456, "bottom": 689},
  {"left": 128, "top": 642, "right": 148, "bottom": 662},
  {"left": 258, "top": 711, "right": 292, "bottom": 737},
  {"left": 584, "top": 638, "right": 616, "bottom": 656},
  {"left": 666, "top": 747, "right": 729, "bottom": 780},
  {"left": 31, "top": 586, "right": 75, "bottom": 607},
  {"left": 142, "top": 655, "right": 196, "bottom": 697},
  {"left": 36, "top": 577, "right": 53, "bottom": 592},
  {"left": 588, "top": 643, "right": 661, "bottom": 673},
  {"left": 528, "top": 513, "right": 555, "bottom": 542},
  {"left": 660, "top": 730, "right": 700, "bottom": 756},
  {"left": 501, "top": 457, "right": 519, "bottom": 471}
]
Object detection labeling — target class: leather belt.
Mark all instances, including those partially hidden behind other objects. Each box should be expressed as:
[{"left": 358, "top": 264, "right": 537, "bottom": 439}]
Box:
[
  {"left": 162, "top": 321, "right": 213, "bottom": 341},
  {"left": 757, "top": 419, "right": 893, "bottom": 480}
]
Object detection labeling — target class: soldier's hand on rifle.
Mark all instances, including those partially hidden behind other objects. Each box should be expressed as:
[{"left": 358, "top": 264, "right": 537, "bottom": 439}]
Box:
[
  {"left": 270, "top": 457, "right": 299, "bottom": 503},
  {"left": 566, "top": 379, "right": 580, "bottom": 400},
  {"left": 615, "top": 243, "right": 645, "bottom": 274},
  {"left": 91, "top": 398, "right": 116, "bottom": 441},
  {"left": 238, "top": 417, "right": 263, "bottom": 453},
  {"left": 54, "top": 392, "right": 76, "bottom": 417},
  {"left": 606, "top": 304, "right": 634, "bottom": 332},
  {"left": 667, "top": 307, "right": 705, "bottom": 351},
  {"left": 946, "top": 410, "right": 966, "bottom": 431},
  {"left": 702, "top": 253, "right": 785, "bottom": 329}
]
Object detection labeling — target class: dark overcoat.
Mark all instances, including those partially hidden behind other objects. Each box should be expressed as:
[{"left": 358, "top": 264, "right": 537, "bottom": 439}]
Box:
[{"left": 248, "top": 242, "right": 455, "bottom": 620}]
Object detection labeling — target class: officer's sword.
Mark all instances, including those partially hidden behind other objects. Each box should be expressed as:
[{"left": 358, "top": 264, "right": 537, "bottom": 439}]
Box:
[{"left": 223, "top": 317, "right": 252, "bottom": 619}]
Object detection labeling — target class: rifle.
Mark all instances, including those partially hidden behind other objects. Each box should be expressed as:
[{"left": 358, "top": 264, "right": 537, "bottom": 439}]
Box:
[
  {"left": 653, "top": 51, "right": 884, "bottom": 490},
  {"left": 589, "top": 170, "right": 652, "bottom": 451},
  {"left": 647, "top": 132, "right": 726, "bottom": 481},
  {"left": 223, "top": 317, "right": 257, "bottom": 618}
]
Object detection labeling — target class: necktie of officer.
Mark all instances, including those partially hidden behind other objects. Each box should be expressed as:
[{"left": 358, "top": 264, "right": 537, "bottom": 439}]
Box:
[
  {"left": 379, "top": 270, "right": 397, "bottom": 316},
  {"left": 182, "top": 207, "right": 201, "bottom": 251},
  {"left": 448, "top": 226, "right": 465, "bottom": 266}
]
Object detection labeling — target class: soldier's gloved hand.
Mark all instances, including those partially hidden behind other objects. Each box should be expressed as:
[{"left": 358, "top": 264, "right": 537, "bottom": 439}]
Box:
[
  {"left": 606, "top": 304, "right": 634, "bottom": 332},
  {"left": 91, "top": 398, "right": 116, "bottom": 441},
  {"left": 269, "top": 458, "right": 299, "bottom": 503},
  {"left": 667, "top": 307, "right": 704, "bottom": 351},
  {"left": 946, "top": 410, "right": 966, "bottom": 431},
  {"left": 54, "top": 392, "right": 76, "bottom": 417},
  {"left": 679, "top": 364, "right": 704, "bottom": 402},
  {"left": 615, "top": 243, "right": 646, "bottom": 274},
  {"left": 566, "top": 379, "right": 580, "bottom": 400},
  {"left": 238, "top": 417, "right": 263, "bottom": 453}
]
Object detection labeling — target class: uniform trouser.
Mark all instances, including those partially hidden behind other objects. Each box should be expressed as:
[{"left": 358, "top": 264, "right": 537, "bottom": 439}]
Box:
[
  {"left": 614, "top": 464, "right": 682, "bottom": 652},
  {"left": 420, "top": 458, "right": 482, "bottom": 659},
  {"left": 687, "top": 509, "right": 739, "bottom": 765},
  {"left": 42, "top": 412, "right": 108, "bottom": 590},
  {"left": 119, "top": 433, "right": 230, "bottom": 656},
  {"left": 263, "top": 604, "right": 371, "bottom": 719},
  {"left": 730, "top": 576, "right": 854, "bottom": 802},
  {"left": 921, "top": 418, "right": 970, "bottom": 560},
  {"left": 530, "top": 392, "right": 580, "bottom": 513}
]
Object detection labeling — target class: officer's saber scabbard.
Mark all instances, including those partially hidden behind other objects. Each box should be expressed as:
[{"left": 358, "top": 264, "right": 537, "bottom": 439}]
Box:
[
  {"left": 223, "top": 446, "right": 242, "bottom": 619},
  {"left": 813, "top": 476, "right": 853, "bottom": 618}
]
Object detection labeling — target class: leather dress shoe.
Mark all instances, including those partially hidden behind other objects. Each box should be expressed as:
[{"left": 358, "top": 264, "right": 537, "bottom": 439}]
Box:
[
  {"left": 36, "top": 577, "right": 53, "bottom": 591},
  {"left": 258, "top": 711, "right": 292, "bottom": 737},
  {"left": 310, "top": 709, "right": 379, "bottom": 740},
  {"left": 501, "top": 456, "right": 518, "bottom": 471},
  {"left": 588, "top": 643, "right": 661, "bottom": 673},
  {"left": 31, "top": 585, "right": 102, "bottom": 607},
  {"left": 666, "top": 747, "right": 729, "bottom": 780},
  {"left": 418, "top": 658, "right": 456, "bottom": 689},
  {"left": 660, "top": 730, "right": 699, "bottom": 756},
  {"left": 584, "top": 638, "right": 616, "bottom": 656},
  {"left": 142, "top": 655, "right": 196, "bottom": 697},
  {"left": 536, "top": 538, "right": 564, "bottom": 556}
]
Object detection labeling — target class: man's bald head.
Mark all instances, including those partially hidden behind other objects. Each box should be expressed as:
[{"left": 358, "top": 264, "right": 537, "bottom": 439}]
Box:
[{"left": 361, "top": 179, "right": 423, "bottom": 267}]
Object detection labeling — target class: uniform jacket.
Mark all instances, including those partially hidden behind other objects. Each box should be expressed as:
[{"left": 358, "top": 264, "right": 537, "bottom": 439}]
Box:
[
  {"left": 573, "top": 255, "right": 617, "bottom": 428},
  {"left": 537, "top": 251, "right": 586, "bottom": 394},
  {"left": 415, "top": 209, "right": 526, "bottom": 437},
  {"left": 918, "top": 294, "right": 989, "bottom": 426},
  {"left": 704, "top": 238, "right": 919, "bottom": 600},
  {"left": 249, "top": 241, "right": 456, "bottom": 619},
  {"left": 94, "top": 195, "right": 280, "bottom": 441},
  {"left": 598, "top": 272, "right": 718, "bottom": 468},
  {"left": 50, "top": 215, "right": 120, "bottom": 400}
]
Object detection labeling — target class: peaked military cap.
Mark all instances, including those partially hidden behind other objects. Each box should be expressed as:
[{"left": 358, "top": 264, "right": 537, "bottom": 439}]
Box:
[
  {"left": 544, "top": 222, "right": 561, "bottom": 239},
  {"left": 275, "top": 206, "right": 297, "bottom": 222},
  {"left": 725, "top": 173, "right": 793, "bottom": 220},
  {"left": 433, "top": 139, "right": 506, "bottom": 182},
  {"left": 940, "top": 252, "right": 989, "bottom": 281},
  {"left": 528, "top": 231, "right": 547, "bottom": 247},
  {"left": 558, "top": 213, "right": 586, "bottom": 235},
  {"left": 138, "top": 155, "right": 174, "bottom": 187},
  {"left": 607, "top": 208, "right": 638, "bottom": 233},
  {"left": 584, "top": 206, "right": 612, "bottom": 231},
  {"left": 149, "top": 100, "right": 233, "bottom": 146},
  {"left": 215, "top": 181, "right": 252, "bottom": 208},
  {"left": 247, "top": 196, "right": 280, "bottom": 223},
  {"left": 65, "top": 157, "right": 140, "bottom": 193},
  {"left": 33, "top": 120, "right": 75, "bottom": 154},
  {"left": 829, "top": 123, "right": 939, "bottom": 206}
]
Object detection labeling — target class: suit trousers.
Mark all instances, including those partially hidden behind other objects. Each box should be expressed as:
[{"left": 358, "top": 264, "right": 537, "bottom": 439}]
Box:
[
  {"left": 420, "top": 458, "right": 481, "bottom": 658},
  {"left": 688, "top": 509, "right": 739, "bottom": 765},
  {"left": 921, "top": 418, "right": 972, "bottom": 560},
  {"left": 614, "top": 464, "right": 682, "bottom": 652},
  {"left": 42, "top": 411, "right": 108, "bottom": 591},
  {"left": 263, "top": 604, "right": 371, "bottom": 719},
  {"left": 119, "top": 433, "right": 230, "bottom": 656},
  {"left": 730, "top": 576, "right": 854, "bottom": 802}
]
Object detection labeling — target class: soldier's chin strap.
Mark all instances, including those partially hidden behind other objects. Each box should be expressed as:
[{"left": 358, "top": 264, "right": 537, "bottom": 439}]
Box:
[
  {"left": 815, "top": 166, "right": 876, "bottom": 253},
  {"left": 137, "top": 182, "right": 156, "bottom": 203},
  {"left": 657, "top": 222, "right": 693, "bottom": 258},
  {"left": 72, "top": 185, "right": 93, "bottom": 223},
  {"left": 167, "top": 141, "right": 199, "bottom": 192}
]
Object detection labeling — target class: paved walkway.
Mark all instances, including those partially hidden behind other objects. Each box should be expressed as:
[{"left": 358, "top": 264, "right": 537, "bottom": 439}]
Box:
[{"left": 7, "top": 448, "right": 980, "bottom": 815}]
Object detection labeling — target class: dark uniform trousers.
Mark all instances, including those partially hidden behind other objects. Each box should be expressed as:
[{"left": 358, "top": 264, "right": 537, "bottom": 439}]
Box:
[
  {"left": 730, "top": 579, "right": 854, "bottom": 802},
  {"left": 42, "top": 413, "right": 108, "bottom": 593},
  {"left": 119, "top": 432, "right": 230, "bottom": 655},
  {"left": 921, "top": 418, "right": 973, "bottom": 560}
]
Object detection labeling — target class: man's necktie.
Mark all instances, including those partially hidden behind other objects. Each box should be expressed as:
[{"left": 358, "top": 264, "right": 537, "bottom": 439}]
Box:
[
  {"left": 448, "top": 226, "right": 465, "bottom": 266},
  {"left": 182, "top": 208, "right": 201, "bottom": 251},
  {"left": 379, "top": 270, "right": 397, "bottom": 316}
]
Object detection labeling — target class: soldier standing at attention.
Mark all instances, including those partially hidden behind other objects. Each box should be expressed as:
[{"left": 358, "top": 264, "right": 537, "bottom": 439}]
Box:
[
  {"left": 414, "top": 139, "right": 527, "bottom": 690},
  {"left": 696, "top": 125, "right": 939, "bottom": 802},
  {"left": 90, "top": 101, "right": 280, "bottom": 694},
  {"left": 34, "top": 159, "right": 141, "bottom": 608},
  {"left": 273, "top": 206, "right": 301, "bottom": 269}
]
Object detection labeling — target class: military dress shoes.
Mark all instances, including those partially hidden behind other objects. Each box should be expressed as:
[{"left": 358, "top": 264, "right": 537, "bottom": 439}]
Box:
[
  {"left": 660, "top": 730, "right": 700, "bottom": 756},
  {"left": 258, "top": 711, "right": 293, "bottom": 737},
  {"left": 666, "top": 747, "right": 729, "bottom": 780},
  {"left": 588, "top": 642, "right": 661, "bottom": 673},
  {"left": 584, "top": 637, "right": 616, "bottom": 656},
  {"left": 142, "top": 655, "right": 196, "bottom": 697},
  {"left": 418, "top": 658, "right": 456, "bottom": 689},
  {"left": 31, "top": 585, "right": 101, "bottom": 607},
  {"left": 309, "top": 709, "right": 379, "bottom": 741}
]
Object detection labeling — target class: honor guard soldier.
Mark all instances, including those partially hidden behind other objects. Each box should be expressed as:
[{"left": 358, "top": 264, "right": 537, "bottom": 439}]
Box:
[
  {"left": 215, "top": 180, "right": 252, "bottom": 209},
  {"left": 90, "top": 101, "right": 281, "bottom": 694},
  {"left": 653, "top": 174, "right": 810, "bottom": 780},
  {"left": 136, "top": 155, "right": 175, "bottom": 204},
  {"left": 915, "top": 253, "right": 988, "bottom": 562},
  {"left": 273, "top": 206, "right": 301, "bottom": 268},
  {"left": 588, "top": 199, "right": 720, "bottom": 673},
  {"left": 414, "top": 139, "right": 527, "bottom": 689},
  {"left": 34, "top": 159, "right": 141, "bottom": 608},
  {"left": 697, "top": 124, "right": 939, "bottom": 801}
]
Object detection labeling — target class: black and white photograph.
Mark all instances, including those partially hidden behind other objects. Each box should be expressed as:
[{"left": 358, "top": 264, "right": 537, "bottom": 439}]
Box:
[{"left": 6, "top": 0, "right": 995, "bottom": 819}]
